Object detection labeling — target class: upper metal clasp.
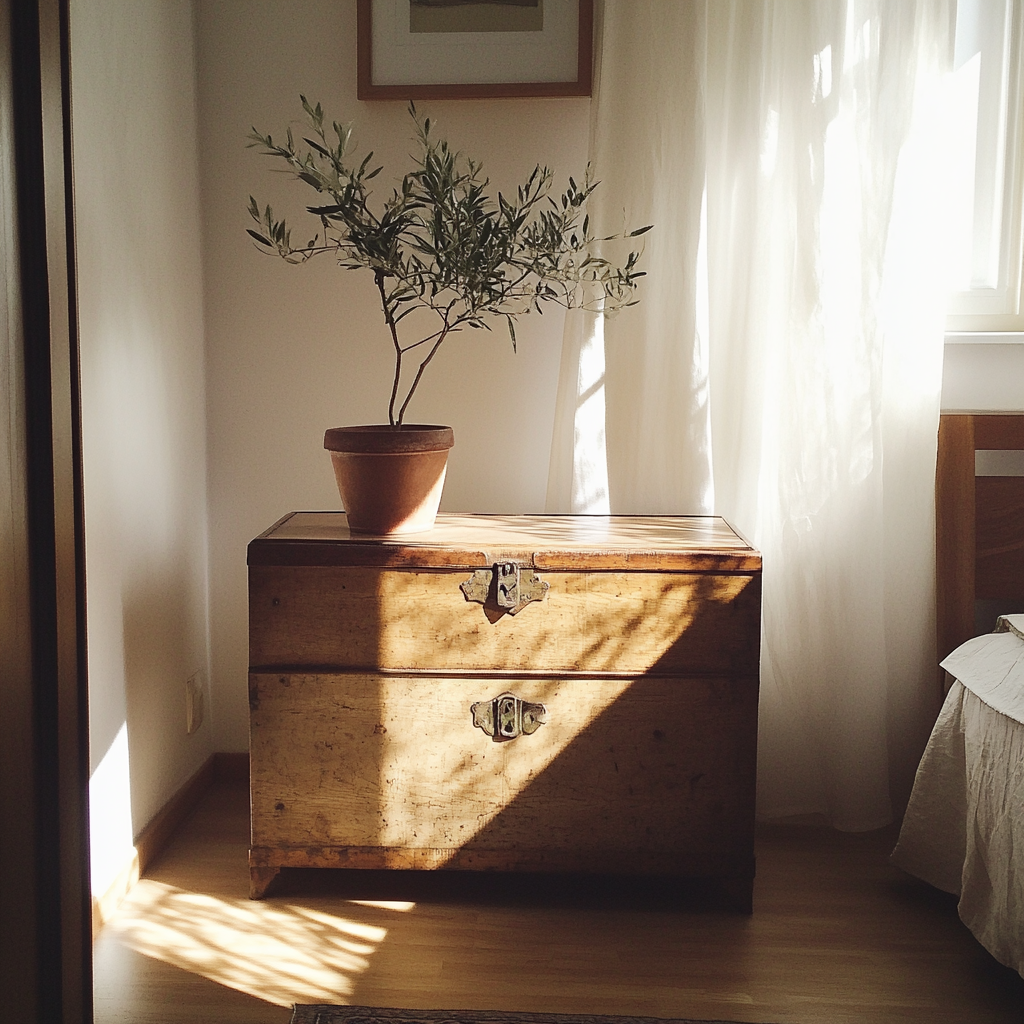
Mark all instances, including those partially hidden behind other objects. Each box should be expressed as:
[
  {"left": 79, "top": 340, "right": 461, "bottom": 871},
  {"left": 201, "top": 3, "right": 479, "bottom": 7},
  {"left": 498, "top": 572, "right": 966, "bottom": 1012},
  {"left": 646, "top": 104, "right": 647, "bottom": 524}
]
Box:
[{"left": 460, "top": 561, "right": 549, "bottom": 616}]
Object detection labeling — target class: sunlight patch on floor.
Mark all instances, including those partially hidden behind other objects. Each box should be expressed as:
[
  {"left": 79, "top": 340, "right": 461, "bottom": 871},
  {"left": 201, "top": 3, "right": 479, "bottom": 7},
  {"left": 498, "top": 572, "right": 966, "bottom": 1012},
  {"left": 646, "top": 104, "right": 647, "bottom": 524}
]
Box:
[
  {"left": 107, "top": 879, "right": 407, "bottom": 1006},
  {"left": 348, "top": 899, "right": 417, "bottom": 911}
]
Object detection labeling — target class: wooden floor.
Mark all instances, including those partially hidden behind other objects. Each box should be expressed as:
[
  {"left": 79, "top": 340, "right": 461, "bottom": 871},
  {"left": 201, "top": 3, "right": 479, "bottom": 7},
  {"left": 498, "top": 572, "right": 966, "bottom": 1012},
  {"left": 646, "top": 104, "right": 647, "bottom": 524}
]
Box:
[{"left": 93, "top": 780, "right": 1024, "bottom": 1024}]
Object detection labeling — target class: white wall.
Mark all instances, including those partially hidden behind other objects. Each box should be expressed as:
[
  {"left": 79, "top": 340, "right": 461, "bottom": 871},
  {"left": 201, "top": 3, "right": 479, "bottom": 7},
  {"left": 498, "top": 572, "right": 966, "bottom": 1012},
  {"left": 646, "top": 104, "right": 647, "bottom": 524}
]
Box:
[
  {"left": 195, "top": 0, "right": 590, "bottom": 751},
  {"left": 72, "top": 0, "right": 212, "bottom": 896}
]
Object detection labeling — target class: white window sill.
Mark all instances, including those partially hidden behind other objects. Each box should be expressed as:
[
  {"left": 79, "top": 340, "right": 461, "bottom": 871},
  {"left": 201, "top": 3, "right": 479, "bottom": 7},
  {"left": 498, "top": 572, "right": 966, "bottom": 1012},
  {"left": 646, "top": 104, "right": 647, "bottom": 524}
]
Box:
[{"left": 945, "top": 332, "right": 1024, "bottom": 345}]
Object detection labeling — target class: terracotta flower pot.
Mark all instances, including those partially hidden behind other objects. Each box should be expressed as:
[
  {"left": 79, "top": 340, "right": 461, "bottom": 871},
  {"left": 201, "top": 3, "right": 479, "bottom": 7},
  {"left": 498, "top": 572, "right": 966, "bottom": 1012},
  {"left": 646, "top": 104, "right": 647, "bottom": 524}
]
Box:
[{"left": 323, "top": 424, "right": 455, "bottom": 535}]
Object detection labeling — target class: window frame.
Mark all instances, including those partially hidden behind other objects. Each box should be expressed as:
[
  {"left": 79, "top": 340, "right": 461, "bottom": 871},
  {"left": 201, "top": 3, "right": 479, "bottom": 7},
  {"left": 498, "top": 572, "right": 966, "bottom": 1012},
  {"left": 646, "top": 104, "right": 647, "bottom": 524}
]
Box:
[{"left": 945, "top": 0, "right": 1024, "bottom": 339}]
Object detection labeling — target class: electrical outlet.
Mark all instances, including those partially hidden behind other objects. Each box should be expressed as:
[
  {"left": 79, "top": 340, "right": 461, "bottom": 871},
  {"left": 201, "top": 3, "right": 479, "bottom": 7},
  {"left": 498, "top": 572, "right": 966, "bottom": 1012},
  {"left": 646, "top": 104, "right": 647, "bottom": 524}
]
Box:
[{"left": 185, "top": 672, "right": 204, "bottom": 735}]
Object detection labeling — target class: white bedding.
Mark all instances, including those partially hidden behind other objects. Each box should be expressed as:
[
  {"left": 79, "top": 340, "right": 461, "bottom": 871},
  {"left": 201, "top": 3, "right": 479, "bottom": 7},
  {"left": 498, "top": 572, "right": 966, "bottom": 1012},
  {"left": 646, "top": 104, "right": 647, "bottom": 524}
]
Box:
[
  {"left": 892, "top": 619, "right": 1024, "bottom": 979},
  {"left": 939, "top": 614, "right": 1024, "bottom": 723}
]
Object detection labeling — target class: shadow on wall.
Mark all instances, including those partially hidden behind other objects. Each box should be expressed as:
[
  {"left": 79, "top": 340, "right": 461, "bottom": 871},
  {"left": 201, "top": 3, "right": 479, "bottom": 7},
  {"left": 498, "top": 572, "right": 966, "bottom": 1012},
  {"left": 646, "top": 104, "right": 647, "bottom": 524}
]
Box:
[
  {"left": 90, "top": 555, "right": 211, "bottom": 903},
  {"left": 122, "top": 560, "right": 210, "bottom": 831}
]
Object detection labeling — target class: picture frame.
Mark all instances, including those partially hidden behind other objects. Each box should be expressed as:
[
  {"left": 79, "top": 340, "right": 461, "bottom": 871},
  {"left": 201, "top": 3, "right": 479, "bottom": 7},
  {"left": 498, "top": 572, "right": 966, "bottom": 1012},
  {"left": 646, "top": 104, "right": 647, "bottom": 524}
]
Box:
[{"left": 357, "top": 0, "right": 593, "bottom": 100}]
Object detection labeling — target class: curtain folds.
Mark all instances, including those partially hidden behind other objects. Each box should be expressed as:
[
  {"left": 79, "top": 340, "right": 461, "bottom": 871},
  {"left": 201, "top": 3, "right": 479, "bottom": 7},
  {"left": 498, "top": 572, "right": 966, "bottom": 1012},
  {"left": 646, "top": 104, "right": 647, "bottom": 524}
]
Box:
[
  {"left": 547, "top": 1, "right": 715, "bottom": 516},
  {"left": 546, "top": 0, "right": 954, "bottom": 830}
]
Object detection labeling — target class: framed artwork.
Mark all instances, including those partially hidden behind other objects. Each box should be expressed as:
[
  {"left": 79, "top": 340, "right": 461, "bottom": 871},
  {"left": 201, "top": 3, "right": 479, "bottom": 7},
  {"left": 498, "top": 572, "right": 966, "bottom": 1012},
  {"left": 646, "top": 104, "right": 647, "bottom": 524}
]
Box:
[{"left": 357, "top": 0, "right": 593, "bottom": 99}]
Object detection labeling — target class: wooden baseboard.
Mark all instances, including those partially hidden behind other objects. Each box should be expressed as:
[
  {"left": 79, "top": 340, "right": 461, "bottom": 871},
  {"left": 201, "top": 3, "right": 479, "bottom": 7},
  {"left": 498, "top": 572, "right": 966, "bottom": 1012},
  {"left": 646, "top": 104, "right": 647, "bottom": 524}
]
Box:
[
  {"left": 91, "top": 849, "right": 139, "bottom": 938},
  {"left": 134, "top": 755, "right": 216, "bottom": 877},
  {"left": 92, "top": 750, "right": 249, "bottom": 939}
]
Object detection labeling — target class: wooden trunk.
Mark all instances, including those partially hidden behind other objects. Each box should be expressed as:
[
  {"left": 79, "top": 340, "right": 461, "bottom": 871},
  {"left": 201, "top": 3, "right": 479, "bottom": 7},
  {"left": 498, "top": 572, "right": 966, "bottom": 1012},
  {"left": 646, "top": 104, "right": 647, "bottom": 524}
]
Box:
[{"left": 248, "top": 513, "right": 762, "bottom": 907}]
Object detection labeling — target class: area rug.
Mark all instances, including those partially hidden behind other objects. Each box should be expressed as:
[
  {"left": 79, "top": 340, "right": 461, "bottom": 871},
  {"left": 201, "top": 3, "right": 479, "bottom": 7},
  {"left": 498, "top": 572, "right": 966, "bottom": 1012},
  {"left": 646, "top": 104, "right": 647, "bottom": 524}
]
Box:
[{"left": 289, "top": 1006, "right": 774, "bottom": 1024}]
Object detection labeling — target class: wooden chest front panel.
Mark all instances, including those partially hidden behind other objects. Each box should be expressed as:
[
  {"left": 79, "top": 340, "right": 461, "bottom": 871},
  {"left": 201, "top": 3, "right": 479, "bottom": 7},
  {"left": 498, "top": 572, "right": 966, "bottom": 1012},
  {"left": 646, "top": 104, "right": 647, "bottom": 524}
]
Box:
[
  {"left": 249, "top": 671, "right": 758, "bottom": 876},
  {"left": 249, "top": 566, "right": 761, "bottom": 676}
]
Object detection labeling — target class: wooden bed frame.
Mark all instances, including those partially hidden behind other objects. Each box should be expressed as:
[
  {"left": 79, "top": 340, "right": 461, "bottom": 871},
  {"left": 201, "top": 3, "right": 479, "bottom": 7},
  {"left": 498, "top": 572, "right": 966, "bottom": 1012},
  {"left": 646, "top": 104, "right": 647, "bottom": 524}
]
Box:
[{"left": 936, "top": 413, "right": 1024, "bottom": 670}]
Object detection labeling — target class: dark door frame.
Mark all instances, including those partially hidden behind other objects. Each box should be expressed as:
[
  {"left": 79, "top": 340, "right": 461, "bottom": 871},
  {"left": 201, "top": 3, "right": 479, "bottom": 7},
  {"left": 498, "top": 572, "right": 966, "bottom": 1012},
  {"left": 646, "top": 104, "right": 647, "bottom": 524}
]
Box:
[{"left": 1, "top": 0, "right": 91, "bottom": 1020}]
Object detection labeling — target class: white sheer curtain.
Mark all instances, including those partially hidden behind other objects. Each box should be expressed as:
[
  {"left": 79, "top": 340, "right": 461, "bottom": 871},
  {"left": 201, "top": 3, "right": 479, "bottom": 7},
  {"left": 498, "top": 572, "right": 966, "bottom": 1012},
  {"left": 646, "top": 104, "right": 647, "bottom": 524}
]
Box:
[
  {"left": 547, "top": 2, "right": 714, "bottom": 516},
  {"left": 547, "top": 0, "right": 954, "bottom": 830}
]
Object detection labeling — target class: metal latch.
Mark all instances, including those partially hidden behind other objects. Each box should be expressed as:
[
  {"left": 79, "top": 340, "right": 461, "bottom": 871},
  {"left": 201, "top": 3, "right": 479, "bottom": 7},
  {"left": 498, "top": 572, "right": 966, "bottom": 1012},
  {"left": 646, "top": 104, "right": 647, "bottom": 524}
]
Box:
[
  {"left": 471, "top": 691, "right": 547, "bottom": 741},
  {"left": 460, "top": 561, "right": 549, "bottom": 615}
]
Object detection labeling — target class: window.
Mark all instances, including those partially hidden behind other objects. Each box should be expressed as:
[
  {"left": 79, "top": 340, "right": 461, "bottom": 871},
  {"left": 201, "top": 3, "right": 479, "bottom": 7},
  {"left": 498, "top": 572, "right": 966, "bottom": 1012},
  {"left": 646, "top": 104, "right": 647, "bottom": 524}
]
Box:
[{"left": 946, "top": 0, "right": 1024, "bottom": 338}]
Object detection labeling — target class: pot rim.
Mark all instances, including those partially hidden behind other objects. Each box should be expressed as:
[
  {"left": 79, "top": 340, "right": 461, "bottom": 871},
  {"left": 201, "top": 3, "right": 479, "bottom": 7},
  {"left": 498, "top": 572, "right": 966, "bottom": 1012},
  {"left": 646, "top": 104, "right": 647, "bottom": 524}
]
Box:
[{"left": 324, "top": 424, "right": 455, "bottom": 454}]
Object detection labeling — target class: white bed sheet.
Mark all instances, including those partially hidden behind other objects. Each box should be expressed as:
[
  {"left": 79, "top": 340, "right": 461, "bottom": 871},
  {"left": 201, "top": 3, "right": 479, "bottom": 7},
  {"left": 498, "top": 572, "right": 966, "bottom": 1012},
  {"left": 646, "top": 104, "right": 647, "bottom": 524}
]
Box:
[
  {"left": 939, "top": 616, "right": 1024, "bottom": 724},
  {"left": 892, "top": 670, "right": 1024, "bottom": 979}
]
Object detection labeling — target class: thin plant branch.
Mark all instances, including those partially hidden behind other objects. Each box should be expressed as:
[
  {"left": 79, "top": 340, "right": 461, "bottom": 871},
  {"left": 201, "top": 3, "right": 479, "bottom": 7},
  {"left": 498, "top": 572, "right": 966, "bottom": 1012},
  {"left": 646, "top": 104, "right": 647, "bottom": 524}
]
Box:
[{"left": 248, "top": 99, "right": 651, "bottom": 426}]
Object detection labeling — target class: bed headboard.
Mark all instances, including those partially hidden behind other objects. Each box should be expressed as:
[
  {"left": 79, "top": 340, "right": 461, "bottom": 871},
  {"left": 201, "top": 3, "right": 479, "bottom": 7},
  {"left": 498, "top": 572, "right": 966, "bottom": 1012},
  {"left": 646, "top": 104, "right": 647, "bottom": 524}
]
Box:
[{"left": 936, "top": 413, "right": 1024, "bottom": 668}]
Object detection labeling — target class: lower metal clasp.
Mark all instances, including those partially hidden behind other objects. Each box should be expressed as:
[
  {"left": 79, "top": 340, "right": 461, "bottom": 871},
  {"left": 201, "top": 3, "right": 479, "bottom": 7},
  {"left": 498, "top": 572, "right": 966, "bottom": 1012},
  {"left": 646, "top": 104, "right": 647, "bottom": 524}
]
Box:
[{"left": 471, "top": 691, "right": 547, "bottom": 741}]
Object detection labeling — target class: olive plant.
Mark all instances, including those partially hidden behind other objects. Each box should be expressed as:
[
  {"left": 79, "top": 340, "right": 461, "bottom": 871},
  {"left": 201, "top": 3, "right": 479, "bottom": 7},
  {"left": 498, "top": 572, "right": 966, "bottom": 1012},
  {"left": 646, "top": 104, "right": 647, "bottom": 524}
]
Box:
[{"left": 248, "top": 98, "right": 649, "bottom": 427}]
